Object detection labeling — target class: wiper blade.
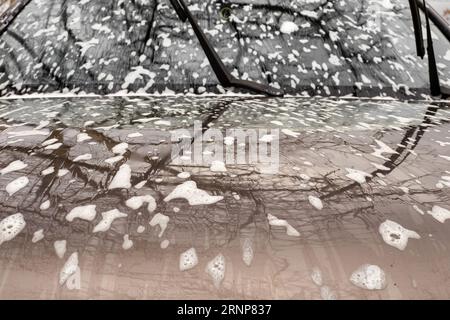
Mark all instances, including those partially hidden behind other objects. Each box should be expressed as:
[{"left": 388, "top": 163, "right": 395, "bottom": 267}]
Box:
[
  {"left": 0, "top": 0, "right": 31, "bottom": 38},
  {"left": 408, "top": 0, "right": 425, "bottom": 58},
  {"left": 169, "top": 0, "right": 284, "bottom": 97},
  {"left": 409, "top": 0, "right": 443, "bottom": 97}
]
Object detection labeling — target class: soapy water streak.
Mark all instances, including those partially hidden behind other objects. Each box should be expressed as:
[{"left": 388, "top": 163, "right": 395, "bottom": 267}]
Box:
[{"left": 171, "top": 121, "right": 280, "bottom": 174}]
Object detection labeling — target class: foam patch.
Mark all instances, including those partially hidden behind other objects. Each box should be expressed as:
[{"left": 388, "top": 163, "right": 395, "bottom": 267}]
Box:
[
  {"left": 164, "top": 181, "right": 223, "bottom": 206},
  {"left": 350, "top": 264, "right": 387, "bottom": 290},
  {"left": 308, "top": 196, "right": 323, "bottom": 210},
  {"left": 0, "top": 213, "right": 26, "bottom": 245},
  {"left": 125, "top": 195, "right": 157, "bottom": 213},
  {"left": 241, "top": 238, "right": 254, "bottom": 266},
  {"left": 149, "top": 213, "right": 169, "bottom": 238},
  {"left": 206, "top": 253, "right": 226, "bottom": 288},
  {"left": 59, "top": 252, "right": 78, "bottom": 285},
  {"left": 6, "top": 176, "right": 29, "bottom": 196},
  {"left": 0, "top": 160, "right": 27, "bottom": 175},
  {"left": 160, "top": 239, "right": 170, "bottom": 249},
  {"left": 108, "top": 164, "right": 131, "bottom": 189},
  {"left": 427, "top": 205, "right": 450, "bottom": 223},
  {"left": 39, "top": 200, "right": 50, "bottom": 210},
  {"left": 66, "top": 205, "right": 97, "bottom": 222},
  {"left": 54, "top": 240, "right": 67, "bottom": 259},
  {"left": 32, "top": 229, "right": 44, "bottom": 243},
  {"left": 93, "top": 209, "right": 127, "bottom": 233},
  {"left": 378, "top": 219, "right": 420, "bottom": 251},
  {"left": 267, "top": 214, "right": 300, "bottom": 237},
  {"left": 179, "top": 248, "right": 199, "bottom": 271},
  {"left": 122, "top": 234, "right": 133, "bottom": 250}
]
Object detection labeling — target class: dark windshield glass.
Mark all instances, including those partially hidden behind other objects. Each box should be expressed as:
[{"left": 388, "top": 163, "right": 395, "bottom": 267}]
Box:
[{"left": 1, "top": 0, "right": 450, "bottom": 97}]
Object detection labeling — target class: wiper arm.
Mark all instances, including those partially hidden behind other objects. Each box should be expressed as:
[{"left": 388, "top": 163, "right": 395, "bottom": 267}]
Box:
[
  {"left": 169, "top": 0, "right": 284, "bottom": 97},
  {"left": 409, "top": 0, "right": 444, "bottom": 97},
  {"left": 408, "top": 0, "right": 425, "bottom": 58}
]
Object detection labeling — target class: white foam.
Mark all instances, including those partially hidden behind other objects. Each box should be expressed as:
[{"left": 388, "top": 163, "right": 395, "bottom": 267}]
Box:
[
  {"left": 164, "top": 181, "right": 223, "bottom": 206},
  {"left": 378, "top": 220, "right": 420, "bottom": 250},
  {"left": 122, "top": 234, "right": 133, "bottom": 250},
  {"left": 58, "top": 169, "right": 70, "bottom": 177},
  {"left": 0, "top": 213, "right": 26, "bottom": 245},
  {"left": 76, "top": 133, "right": 91, "bottom": 143},
  {"left": 280, "top": 21, "right": 299, "bottom": 34},
  {"left": 427, "top": 205, "right": 450, "bottom": 223},
  {"left": 32, "top": 229, "right": 44, "bottom": 243},
  {"left": 39, "top": 200, "right": 50, "bottom": 210},
  {"left": 93, "top": 209, "right": 127, "bottom": 233},
  {"left": 160, "top": 239, "right": 170, "bottom": 249},
  {"left": 73, "top": 153, "right": 92, "bottom": 162},
  {"left": 267, "top": 214, "right": 300, "bottom": 237},
  {"left": 112, "top": 142, "right": 128, "bottom": 155},
  {"left": 0, "top": 160, "right": 27, "bottom": 175},
  {"left": 127, "top": 132, "right": 143, "bottom": 138},
  {"left": 177, "top": 172, "right": 191, "bottom": 179},
  {"left": 66, "top": 205, "right": 97, "bottom": 222},
  {"left": 308, "top": 195, "right": 323, "bottom": 210},
  {"left": 44, "top": 143, "right": 62, "bottom": 150},
  {"left": 345, "top": 168, "right": 372, "bottom": 184},
  {"left": 105, "top": 155, "right": 124, "bottom": 164},
  {"left": 134, "top": 180, "right": 146, "bottom": 189},
  {"left": 41, "top": 167, "right": 54, "bottom": 176},
  {"left": 149, "top": 213, "right": 169, "bottom": 237},
  {"left": 6, "top": 176, "right": 29, "bottom": 196},
  {"left": 125, "top": 195, "right": 156, "bottom": 212},
  {"left": 108, "top": 164, "right": 131, "bottom": 189},
  {"left": 54, "top": 240, "right": 67, "bottom": 259},
  {"left": 350, "top": 264, "right": 387, "bottom": 290},
  {"left": 206, "top": 254, "right": 226, "bottom": 288},
  {"left": 210, "top": 160, "right": 227, "bottom": 172},
  {"left": 59, "top": 252, "right": 78, "bottom": 285},
  {"left": 179, "top": 247, "right": 199, "bottom": 271},
  {"left": 241, "top": 238, "right": 254, "bottom": 266}
]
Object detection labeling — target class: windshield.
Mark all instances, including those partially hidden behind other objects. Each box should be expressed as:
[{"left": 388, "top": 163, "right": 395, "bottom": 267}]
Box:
[{"left": 1, "top": 0, "right": 450, "bottom": 98}]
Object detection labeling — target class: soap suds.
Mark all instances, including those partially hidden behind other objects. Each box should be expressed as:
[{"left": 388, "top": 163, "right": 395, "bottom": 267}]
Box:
[
  {"left": 54, "top": 240, "right": 67, "bottom": 259},
  {"left": 32, "top": 229, "right": 44, "bottom": 243},
  {"left": 93, "top": 209, "right": 127, "bottom": 233},
  {"left": 0, "top": 160, "right": 27, "bottom": 175},
  {"left": 149, "top": 213, "right": 169, "bottom": 237},
  {"left": 0, "top": 213, "right": 26, "bottom": 245},
  {"left": 66, "top": 205, "right": 97, "bottom": 222},
  {"left": 427, "top": 205, "right": 450, "bottom": 223},
  {"left": 206, "top": 253, "right": 226, "bottom": 288},
  {"left": 379, "top": 220, "right": 420, "bottom": 250},
  {"left": 179, "top": 247, "right": 198, "bottom": 271},
  {"left": 108, "top": 164, "right": 131, "bottom": 189},
  {"left": 164, "top": 181, "right": 223, "bottom": 205},
  {"left": 350, "top": 264, "right": 387, "bottom": 290},
  {"left": 6, "top": 176, "right": 29, "bottom": 196},
  {"left": 308, "top": 195, "right": 323, "bottom": 210},
  {"left": 267, "top": 213, "right": 300, "bottom": 237},
  {"left": 125, "top": 195, "right": 157, "bottom": 213}
]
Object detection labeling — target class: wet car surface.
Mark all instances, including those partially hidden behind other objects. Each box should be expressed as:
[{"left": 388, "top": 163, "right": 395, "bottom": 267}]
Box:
[{"left": 0, "top": 96, "right": 449, "bottom": 299}]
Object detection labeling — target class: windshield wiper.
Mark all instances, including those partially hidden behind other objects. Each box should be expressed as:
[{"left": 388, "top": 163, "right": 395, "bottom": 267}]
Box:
[
  {"left": 168, "top": 0, "right": 284, "bottom": 97},
  {"left": 409, "top": 0, "right": 450, "bottom": 98}
]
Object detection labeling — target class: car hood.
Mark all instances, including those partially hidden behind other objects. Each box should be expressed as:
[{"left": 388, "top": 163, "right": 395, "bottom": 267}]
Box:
[{"left": 0, "top": 95, "right": 449, "bottom": 299}]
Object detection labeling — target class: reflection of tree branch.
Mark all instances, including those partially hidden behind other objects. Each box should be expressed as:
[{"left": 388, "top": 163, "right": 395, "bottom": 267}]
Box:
[{"left": 321, "top": 102, "right": 444, "bottom": 200}]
